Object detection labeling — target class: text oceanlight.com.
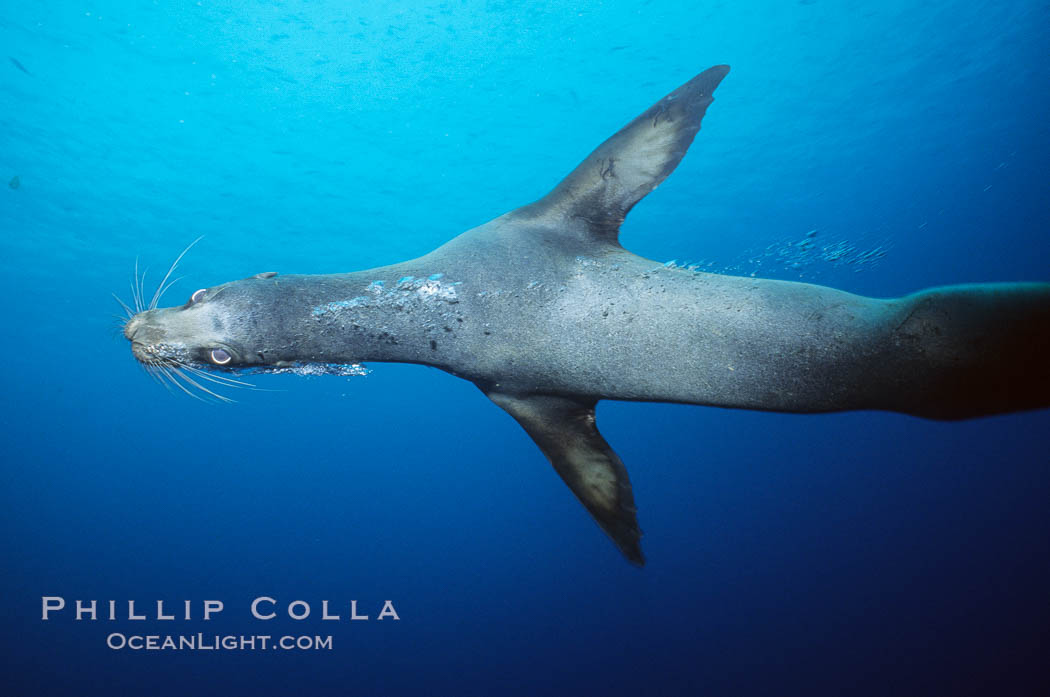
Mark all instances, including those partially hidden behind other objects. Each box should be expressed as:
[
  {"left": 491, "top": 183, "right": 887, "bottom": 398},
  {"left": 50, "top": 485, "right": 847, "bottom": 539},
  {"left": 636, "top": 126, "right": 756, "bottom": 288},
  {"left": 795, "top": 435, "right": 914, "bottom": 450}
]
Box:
[{"left": 106, "top": 633, "right": 333, "bottom": 651}]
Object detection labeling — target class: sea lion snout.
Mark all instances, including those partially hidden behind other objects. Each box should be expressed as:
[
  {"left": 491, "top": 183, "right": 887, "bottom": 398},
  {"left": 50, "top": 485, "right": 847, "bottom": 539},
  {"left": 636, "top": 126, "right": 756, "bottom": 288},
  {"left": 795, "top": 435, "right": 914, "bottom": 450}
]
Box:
[
  {"left": 123, "top": 310, "right": 169, "bottom": 344},
  {"left": 124, "top": 310, "right": 182, "bottom": 363},
  {"left": 123, "top": 313, "right": 146, "bottom": 341}
]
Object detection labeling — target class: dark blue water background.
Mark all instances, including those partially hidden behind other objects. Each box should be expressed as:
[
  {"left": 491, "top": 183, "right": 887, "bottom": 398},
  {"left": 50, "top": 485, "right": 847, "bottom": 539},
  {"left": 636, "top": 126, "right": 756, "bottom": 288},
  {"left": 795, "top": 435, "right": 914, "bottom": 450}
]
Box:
[{"left": 1, "top": 2, "right": 1048, "bottom": 695}]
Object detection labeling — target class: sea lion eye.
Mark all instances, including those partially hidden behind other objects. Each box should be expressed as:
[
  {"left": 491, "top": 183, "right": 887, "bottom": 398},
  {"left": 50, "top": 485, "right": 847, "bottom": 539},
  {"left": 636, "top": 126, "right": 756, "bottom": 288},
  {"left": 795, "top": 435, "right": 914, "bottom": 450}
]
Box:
[
  {"left": 210, "top": 348, "right": 232, "bottom": 365},
  {"left": 190, "top": 288, "right": 207, "bottom": 304}
]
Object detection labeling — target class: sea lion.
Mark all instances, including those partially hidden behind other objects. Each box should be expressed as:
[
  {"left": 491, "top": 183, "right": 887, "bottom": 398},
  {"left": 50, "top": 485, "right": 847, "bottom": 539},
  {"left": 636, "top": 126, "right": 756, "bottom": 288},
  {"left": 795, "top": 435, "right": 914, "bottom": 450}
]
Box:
[{"left": 121, "top": 66, "right": 1050, "bottom": 565}]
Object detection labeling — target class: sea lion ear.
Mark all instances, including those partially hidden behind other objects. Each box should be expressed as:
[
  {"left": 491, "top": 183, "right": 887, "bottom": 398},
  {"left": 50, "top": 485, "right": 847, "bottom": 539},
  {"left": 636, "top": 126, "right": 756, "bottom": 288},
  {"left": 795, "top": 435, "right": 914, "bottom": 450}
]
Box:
[
  {"left": 248, "top": 272, "right": 278, "bottom": 280},
  {"left": 514, "top": 65, "right": 729, "bottom": 244},
  {"left": 485, "top": 391, "right": 644, "bottom": 566}
]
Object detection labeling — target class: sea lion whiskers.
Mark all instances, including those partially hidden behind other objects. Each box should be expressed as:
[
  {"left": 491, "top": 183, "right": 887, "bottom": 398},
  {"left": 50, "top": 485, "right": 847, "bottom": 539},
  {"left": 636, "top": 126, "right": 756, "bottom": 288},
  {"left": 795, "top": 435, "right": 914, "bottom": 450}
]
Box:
[
  {"left": 155, "top": 363, "right": 208, "bottom": 402},
  {"left": 131, "top": 257, "right": 147, "bottom": 313},
  {"left": 131, "top": 343, "right": 246, "bottom": 403},
  {"left": 169, "top": 365, "right": 236, "bottom": 403},
  {"left": 178, "top": 361, "right": 256, "bottom": 390},
  {"left": 141, "top": 363, "right": 172, "bottom": 393},
  {"left": 152, "top": 359, "right": 235, "bottom": 403},
  {"left": 112, "top": 293, "right": 135, "bottom": 320},
  {"left": 148, "top": 236, "right": 203, "bottom": 311},
  {"left": 138, "top": 358, "right": 191, "bottom": 398},
  {"left": 152, "top": 275, "right": 185, "bottom": 309},
  {"left": 108, "top": 315, "right": 132, "bottom": 340}
]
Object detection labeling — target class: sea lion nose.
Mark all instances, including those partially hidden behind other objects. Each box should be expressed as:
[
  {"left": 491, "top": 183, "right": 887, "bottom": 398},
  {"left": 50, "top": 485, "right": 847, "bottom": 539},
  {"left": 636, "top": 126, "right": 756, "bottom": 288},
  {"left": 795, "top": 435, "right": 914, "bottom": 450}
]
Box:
[
  {"left": 123, "top": 313, "right": 151, "bottom": 341},
  {"left": 123, "top": 316, "right": 140, "bottom": 341}
]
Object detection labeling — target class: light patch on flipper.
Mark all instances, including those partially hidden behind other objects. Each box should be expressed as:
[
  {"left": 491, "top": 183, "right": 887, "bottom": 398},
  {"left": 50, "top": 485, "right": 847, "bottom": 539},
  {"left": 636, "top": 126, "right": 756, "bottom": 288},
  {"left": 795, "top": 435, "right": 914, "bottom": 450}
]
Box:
[
  {"left": 486, "top": 392, "right": 644, "bottom": 566},
  {"left": 516, "top": 65, "right": 730, "bottom": 242}
]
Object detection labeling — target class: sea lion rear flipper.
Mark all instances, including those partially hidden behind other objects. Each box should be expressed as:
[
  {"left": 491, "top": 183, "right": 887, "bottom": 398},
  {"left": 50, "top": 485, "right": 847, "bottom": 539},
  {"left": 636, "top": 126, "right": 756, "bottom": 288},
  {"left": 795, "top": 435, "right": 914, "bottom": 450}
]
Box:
[
  {"left": 516, "top": 64, "right": 730, "bottom": 243},
  {"left": 486, "top": 392, "right": 644, "bottom": 566}
]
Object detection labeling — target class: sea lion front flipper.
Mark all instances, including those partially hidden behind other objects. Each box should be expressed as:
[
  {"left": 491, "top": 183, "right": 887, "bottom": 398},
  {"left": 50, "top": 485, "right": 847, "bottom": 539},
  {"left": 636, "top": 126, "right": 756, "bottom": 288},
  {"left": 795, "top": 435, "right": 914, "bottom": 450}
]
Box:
[
  {"left": 516, "top": 64, "right": 730, "bottom": 243},
  {"left": 486, "top": 392, "right": 644, "bottom": 566}
]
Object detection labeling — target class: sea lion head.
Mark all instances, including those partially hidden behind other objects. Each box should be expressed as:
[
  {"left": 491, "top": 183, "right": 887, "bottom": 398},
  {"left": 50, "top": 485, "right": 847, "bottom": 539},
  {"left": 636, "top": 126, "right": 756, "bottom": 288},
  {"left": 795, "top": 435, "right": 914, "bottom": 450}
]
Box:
[{"left": 123, "top": 271, "right": 285, "bottom": 396}]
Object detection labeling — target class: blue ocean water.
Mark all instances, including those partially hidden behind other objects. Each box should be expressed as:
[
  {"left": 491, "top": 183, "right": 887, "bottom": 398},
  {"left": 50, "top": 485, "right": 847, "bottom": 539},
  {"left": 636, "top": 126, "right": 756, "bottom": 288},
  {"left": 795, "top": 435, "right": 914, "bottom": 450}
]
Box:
[{"left": 2, "top": 1, "right": 1048, "bottom": 694}]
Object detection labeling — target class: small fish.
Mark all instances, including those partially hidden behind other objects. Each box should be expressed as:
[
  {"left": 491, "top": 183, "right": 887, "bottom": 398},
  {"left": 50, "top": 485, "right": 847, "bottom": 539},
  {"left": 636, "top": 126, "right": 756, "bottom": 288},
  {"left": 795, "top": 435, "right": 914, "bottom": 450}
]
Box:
[
  {"left": 9, "top": 57, "right": 31, "bottom": 76},
  {"left": 9, "top": 175, "right": 20, "bottom": 190}
]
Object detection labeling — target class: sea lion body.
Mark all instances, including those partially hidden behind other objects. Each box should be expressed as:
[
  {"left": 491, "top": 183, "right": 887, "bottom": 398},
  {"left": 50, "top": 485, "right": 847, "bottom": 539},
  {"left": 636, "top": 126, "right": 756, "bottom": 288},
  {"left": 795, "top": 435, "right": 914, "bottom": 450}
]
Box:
[{"left": 123, "top": 66, "right": 1050, "bottom": 564}]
